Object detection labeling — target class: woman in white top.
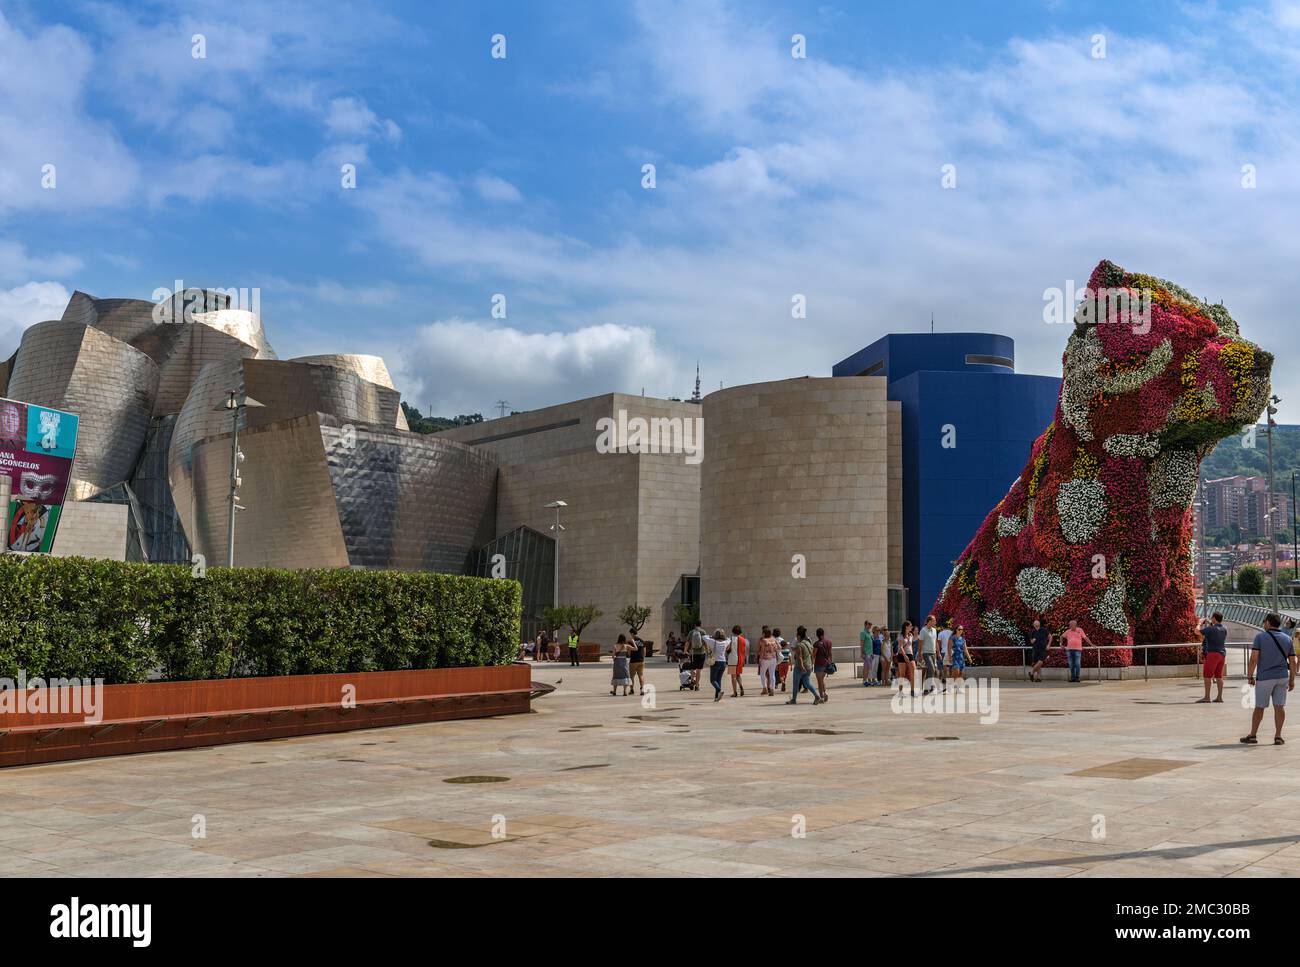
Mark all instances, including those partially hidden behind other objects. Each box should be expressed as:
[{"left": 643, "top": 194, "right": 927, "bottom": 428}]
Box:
[
  {"left": 896, "top": 620, "right": 917, "bottom": 694},
  {"left": 708, "top": 628, "right": 731, "bottom": 702}
]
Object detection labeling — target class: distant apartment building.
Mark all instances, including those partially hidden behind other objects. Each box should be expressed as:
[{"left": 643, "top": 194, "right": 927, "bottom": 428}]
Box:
[{"left": 1203, "top": 475, "right": 1294, "bottom": 539}]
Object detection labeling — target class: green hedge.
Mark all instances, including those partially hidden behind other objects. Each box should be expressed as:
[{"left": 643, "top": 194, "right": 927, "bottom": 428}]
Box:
[{"left": 0, "top": 556, "right": 521, "bottom": 684}]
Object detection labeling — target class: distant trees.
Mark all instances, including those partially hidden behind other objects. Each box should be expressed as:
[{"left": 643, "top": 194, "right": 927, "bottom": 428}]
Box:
[
  {"left": 400, "top": 403, "right": 485, "bottom": 434},
  {"left": 1237, "top": 565, "right": 1265, "bottom": 596}
]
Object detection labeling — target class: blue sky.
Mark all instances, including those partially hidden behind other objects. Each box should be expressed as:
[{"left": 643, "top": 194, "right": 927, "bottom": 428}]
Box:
[{"left": 2, "top": 0, "right": 1298, "bottom": 419}]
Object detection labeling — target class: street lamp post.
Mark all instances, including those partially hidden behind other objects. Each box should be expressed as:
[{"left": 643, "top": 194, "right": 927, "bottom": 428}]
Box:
[
  {"left": 214, "top": 391, "right": 264, "bottom": 567},
  {"left": 1266, "top": 395, "right": 1281, "bottom": 613},
  {"left": 544, "top": 500, "right": 567, "bottom": 611}
]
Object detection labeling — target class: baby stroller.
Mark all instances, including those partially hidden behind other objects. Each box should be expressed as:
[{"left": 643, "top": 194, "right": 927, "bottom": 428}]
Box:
[{"left": 678, "top": 663, "right": 695, "bottom": 691}]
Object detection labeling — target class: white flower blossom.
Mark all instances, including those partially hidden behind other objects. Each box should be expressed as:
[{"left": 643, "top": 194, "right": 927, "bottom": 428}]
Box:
[
  {"left": 1102, "top": 433, "right": 1161, "bottom": 459},
  {"left": 980, "top": 609, "right": 1024, "bottom": 644},
  {"left": 1016, "top": 567, "right": 1066, "bottom": 613},
  {"left": 1057, "top": 478, "right": 1107, "bottom": 543},
  {"left": 1091, "top": 576, "right": 1130, "bottom": 636},
  {"left": 1148, "top": 449, "right": 1198, "bottom": 508},
  {"left": 997, "top": 514, "right": 1025, "bottom": 537}
]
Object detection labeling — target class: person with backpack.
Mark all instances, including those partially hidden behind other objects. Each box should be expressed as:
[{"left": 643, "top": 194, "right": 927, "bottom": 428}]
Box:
[
  {"left": 1241, "top": 613, "right": 1298, "bottom": 746},
  {"left": 687, "top": 619, "right": 708, "bottom": 691}
]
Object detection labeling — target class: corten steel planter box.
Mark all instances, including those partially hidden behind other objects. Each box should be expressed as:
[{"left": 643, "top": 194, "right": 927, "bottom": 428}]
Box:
[{"left": 0, "top": 664, "right": 531, "bottom": 768}]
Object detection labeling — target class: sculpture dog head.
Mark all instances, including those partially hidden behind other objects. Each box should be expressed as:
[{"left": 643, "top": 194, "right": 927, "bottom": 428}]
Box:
[{"left": 935, "top": 260, "right": 1272, "bottom": 650}]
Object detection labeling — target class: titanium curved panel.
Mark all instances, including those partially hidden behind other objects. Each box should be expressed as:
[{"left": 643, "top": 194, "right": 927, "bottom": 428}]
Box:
[
  {"left": 242, "top": 359, "right": 401, "bottom": 429},
  {"left": 58, "top": 294, "right": 275, "bottom": 416},
  {"left": 7, "top": 320, "right": 159, "bottom": 499},
  {"left": 289, "top": 354, "right": 395, "bottom": 389},
  {"left": 180, "top": 411, "right": 497, "bottom": 571},
  {"left": 167, "top": 356, "right": 247, "bottom": 543},
  {"left": 184, "top": 413, "right": 349, "bottom": 569},
  {"left": 320, "top": 414, "right": 498, "bottom": 570}
]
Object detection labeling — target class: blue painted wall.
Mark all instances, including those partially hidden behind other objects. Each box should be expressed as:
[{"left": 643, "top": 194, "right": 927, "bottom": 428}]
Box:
[{"left": 833, "top": 333, "right": 1060, "bottom": 623}]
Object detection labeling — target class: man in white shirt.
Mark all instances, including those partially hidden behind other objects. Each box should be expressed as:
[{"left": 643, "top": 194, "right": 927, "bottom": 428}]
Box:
[{"left": 937, "top": 624, "right": 954, "bottom": 688}]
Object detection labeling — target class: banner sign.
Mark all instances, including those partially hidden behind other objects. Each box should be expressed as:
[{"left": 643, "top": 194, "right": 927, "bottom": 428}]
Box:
[{"left": 0, "top": 398, "right": 79, "bottom": 554}]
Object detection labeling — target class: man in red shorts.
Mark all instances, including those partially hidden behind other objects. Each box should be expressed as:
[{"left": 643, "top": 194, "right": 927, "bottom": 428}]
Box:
[{"left": 1197, "top": 612, "right": 1228, "bottom": 703}]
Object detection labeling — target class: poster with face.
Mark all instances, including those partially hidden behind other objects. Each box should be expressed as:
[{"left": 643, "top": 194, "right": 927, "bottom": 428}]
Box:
[{"left": 0, "top": 398, "right": 78, "bottom": 554}]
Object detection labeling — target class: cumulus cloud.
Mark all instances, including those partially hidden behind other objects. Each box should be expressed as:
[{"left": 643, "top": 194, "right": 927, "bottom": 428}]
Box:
[
  {"left": 0, "top": 282, "right": 71, "bottom": 353},
  {"left": 387, "top": 320, "right": 678, "bottom": 414}
]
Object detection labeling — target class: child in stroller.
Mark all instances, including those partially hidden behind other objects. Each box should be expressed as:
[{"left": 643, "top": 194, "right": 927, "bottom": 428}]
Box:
[{"left": 678, "top": 661, "right": 696, "bottom": 691}]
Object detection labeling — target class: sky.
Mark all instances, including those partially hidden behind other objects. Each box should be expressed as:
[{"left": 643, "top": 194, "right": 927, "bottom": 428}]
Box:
[{"left": 1, "top": 0, "right": 1298, "bottom": 420}]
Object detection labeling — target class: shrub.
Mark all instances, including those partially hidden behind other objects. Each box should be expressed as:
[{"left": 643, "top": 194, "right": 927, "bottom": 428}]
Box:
[{"left": 0, "top": 556, "right": 520, "bottom": 684}]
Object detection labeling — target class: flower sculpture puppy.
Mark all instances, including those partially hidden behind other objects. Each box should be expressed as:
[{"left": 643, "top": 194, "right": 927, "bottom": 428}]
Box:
[{"left": 934, "top": 260, "right": 1272, "bottom": 661}]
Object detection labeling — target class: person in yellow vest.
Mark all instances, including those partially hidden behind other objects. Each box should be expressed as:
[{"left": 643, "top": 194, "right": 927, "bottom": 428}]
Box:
[{"left": 568, "top": 632, "right": 580, "bottom": 667}]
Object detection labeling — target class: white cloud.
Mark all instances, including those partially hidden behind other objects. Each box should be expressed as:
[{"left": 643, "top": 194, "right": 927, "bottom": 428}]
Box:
[
  {"left": 0, "top": 11, "right": 139, "bottom": 213},
  {"left": 388, "top": 320, "right": 677, "bottom": 413},
  {"left": 0, "top": 241, "right": 81, "bottom": 285},
  {"left": 324, "top": 96, "right": 401, "bottom": 144},
  {"left": 0, "top": 282, "right": 71, "bottom": 353},
  {"left": 473, "top": 174, "right": 522, "bottom": 203}
]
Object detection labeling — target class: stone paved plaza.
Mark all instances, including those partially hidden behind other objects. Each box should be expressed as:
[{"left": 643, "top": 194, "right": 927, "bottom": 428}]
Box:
[{"left": 4, "top": 660, "right": 1299, "bottom": 878}]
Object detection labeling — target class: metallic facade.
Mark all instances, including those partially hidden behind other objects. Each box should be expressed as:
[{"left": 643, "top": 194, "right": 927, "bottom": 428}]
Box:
[
  {"left": 5, "top": 290, "right": 500, "bottom": 575},
  {"left": 6, "top": 320, "right": 159, "bottom": 499}
]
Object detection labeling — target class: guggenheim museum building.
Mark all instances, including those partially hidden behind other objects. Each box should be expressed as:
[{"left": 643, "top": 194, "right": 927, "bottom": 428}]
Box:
[{"left": 4, "top": 290, "right": 1059, "bottom": 650}]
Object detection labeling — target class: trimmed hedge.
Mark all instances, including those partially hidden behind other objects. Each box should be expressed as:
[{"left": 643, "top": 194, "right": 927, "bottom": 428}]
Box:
[{"left": 0, "top": 555, "right": 521, "bottom": 684}]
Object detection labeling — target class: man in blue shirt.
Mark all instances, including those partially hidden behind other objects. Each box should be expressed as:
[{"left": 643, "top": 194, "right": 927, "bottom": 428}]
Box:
[{"left": 1241, "top": 613, "right": 1298, "bottom": 745}]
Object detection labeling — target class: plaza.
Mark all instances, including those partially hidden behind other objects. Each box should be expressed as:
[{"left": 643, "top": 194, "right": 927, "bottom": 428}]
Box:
[{"left": 5, "top": 660, "right": 1298, "bottom": 879}]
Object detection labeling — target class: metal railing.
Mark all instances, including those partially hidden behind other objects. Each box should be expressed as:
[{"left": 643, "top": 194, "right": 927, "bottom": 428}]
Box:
[{"left": 849, "top": 642, "right": 1232, "bottom": 684}]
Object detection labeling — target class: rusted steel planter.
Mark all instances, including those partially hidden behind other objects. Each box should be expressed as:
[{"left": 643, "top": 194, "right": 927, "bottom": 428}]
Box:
[{"left": 0, "top": 664, "right": 531, "bottom": 768}]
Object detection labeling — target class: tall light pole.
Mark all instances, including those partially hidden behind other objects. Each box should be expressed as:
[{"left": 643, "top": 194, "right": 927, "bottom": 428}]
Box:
[
  {"left": 545, "top": 500, "right": 567, "bottom": 611},
  {"left": 214, "top": 391, "right": 264, "bottom": 567},
  {"left": 1266, "top": 395, "right": 1281, "bottom": 612}
]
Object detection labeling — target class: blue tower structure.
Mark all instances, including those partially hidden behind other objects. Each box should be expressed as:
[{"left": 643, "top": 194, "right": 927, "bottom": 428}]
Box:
[{"left": 833, "top": 333, "right": 1061, "bottom": 623}]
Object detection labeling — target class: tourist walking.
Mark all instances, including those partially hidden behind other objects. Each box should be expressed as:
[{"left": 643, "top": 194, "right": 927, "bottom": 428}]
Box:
[
  {"left": 708, "top": 628, "right": 731, "bottom": 702},
  {"left": 567, "top": 630, "right": 580, "bottom": 667},
  {"left": 1196, "top": 613, "right": 1227, "bottom": 704},
  {"left": 1061, "top": 619, "right": 1093, "bottom": 682},
  {"left": 1241, "top": 613, "right": 1297, "bottom": 745},
  {"left": 775, "top": 628, "right": 791, "bottom": 692},
  {"left": 611, "top": 635, "right": 633, "bottom": 696},
  {"left": 687, "top": 619, "right": 708, "bottom": 690},
  {"left": 813, "top": 628, "right": 834, "bottom": 702},
  {"left": 728, "top": 625, "right": 747, "bottom": 697},
  {"left": 785, "top": 626, "right": 823, "bottom": 705},
  {"left": 895, "top": 620, "right": 916, "bottom": 692},
  {"left": 937, "top": 621, "right": 953, "bottom": 688},
  {"left": 1026, "top": 618, "right": 1051, "bottom": 682},
  {"left": 757, "top": 626, "right": 780, "bottom": 695},
  {"left": 878, "top": 625, "right": 892, "bottom": 687},
  {"left": 919, "top": 616, "right": 939, "bottom": 696},
  {"left": 628, "top": 628, "right": 647, "bottom": 695},
  {"left": 947, "top": 625, "right": 968, "bottom": 686}
]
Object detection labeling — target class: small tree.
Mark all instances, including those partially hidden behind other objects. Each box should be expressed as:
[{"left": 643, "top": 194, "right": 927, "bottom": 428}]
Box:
[
  {"left": 619, "top": 604, "right": 652, "bottom": 636},
  {"left": 544, "top": 604, "right": 603, "bottom": 640},
  {"left": 673, "top": 602, "right": 699, "bottom": 633},
  {"left": 1237, "top": 565, "right": 1265, "bottom": 596}
]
